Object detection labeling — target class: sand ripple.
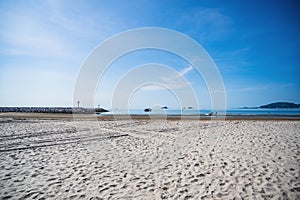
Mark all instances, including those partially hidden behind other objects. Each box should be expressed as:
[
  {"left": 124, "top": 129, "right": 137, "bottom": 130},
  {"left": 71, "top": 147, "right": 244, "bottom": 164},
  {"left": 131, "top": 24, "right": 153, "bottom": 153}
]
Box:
[{"left": 0, "top": 119, "right": 299, "bottom": 199}]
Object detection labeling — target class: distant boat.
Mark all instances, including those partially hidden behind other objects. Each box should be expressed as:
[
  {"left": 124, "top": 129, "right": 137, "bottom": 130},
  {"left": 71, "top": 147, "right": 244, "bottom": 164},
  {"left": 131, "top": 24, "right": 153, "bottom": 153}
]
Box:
[
  {"left": 161, "top": 106, "right": 168, "bottom": 109},
  {"left": 144, "top": 108, "right": 152, "bottom": 112},
  {"left": 182, "top": 106, "right": 193, "bottom": 110},
  {"left": 204, "top": 112, "right": 213, "bottom": 116},
  {"left": 95, "top": 108, "right": 109, "bottom": 113}
]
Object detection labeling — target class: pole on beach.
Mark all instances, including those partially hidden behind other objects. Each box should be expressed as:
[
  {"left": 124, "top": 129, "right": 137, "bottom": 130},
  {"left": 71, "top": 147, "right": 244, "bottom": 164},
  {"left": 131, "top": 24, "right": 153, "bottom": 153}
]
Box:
[{"left": 77, "top": 101, "right": 80, "bottom": 108}]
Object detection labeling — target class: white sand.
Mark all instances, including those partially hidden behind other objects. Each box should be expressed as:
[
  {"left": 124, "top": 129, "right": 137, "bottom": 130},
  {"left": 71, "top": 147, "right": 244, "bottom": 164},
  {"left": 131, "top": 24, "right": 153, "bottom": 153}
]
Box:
[{"left": 0, "top": 118, "right": 299, "bottom": 199}]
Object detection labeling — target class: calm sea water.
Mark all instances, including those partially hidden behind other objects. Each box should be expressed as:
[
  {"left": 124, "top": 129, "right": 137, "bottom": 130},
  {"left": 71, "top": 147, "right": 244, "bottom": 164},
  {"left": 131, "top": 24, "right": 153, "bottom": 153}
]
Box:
[{"left": 99, "top": 109, "right": 300, "bottom": 116}]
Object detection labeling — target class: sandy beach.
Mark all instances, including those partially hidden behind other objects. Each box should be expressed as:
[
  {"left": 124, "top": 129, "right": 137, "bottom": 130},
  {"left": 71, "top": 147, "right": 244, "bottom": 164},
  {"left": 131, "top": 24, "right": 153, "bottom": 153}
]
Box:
[{"left": 0, "top": 115, "right": 299, "bottom": 199}]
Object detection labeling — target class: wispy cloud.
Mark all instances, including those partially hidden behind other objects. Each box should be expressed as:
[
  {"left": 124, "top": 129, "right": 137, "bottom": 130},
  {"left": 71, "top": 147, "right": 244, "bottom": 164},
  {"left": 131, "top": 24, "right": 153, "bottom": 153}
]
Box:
[
  {"left": 180, "top": 7, "right": 233, "bottom": 41},
  {"left": 227, "top": 85, "right": 269, "bottom": 92},
  {"left": 161, "top": 65, "right": 194, "bottom": 81},
  {"left": 141, "top": 81, "right": 191, "bottom": 91},
  {"left": 212, "top": 47, "right": 252, "bottom": 73},
  {"left": 141, "top": 84, "right": 164, "bottom": 91},
  {"left": 0, "top": 10, "right": 72, "bottom": 57},
  {"left": 178, "top": 65, "right": 194, "bottom": 76},
  {"left": 226, "top": 82, "right": 300, "bottom": 96},
  {"left": 0, "top": 1, "right": 117, "bottom": 58},
  {"left": 230, "top": 47, "right": 251, "bottom": 56},
  {"left": 142, "top": 65, "right": 194, "bottom": 91},
  {"left": 46, "top": 0, "right": 117, "bottom": 38}
]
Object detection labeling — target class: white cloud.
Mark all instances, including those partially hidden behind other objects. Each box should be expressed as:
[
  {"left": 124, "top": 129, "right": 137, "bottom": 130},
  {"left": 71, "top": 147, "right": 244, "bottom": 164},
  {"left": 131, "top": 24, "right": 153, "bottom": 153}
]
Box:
[
  {"left": 178, "top": 65, "right": 194, "bottom": 76},
  {"left": 138, "top": 65, "right": 194, "bottom": 92}
]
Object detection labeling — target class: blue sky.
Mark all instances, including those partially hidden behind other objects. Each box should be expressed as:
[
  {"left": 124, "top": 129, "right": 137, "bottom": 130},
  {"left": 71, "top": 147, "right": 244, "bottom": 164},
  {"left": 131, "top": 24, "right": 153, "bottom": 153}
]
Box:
[{"left": 0, "top": 0, "right": 299, "bottom": 109}]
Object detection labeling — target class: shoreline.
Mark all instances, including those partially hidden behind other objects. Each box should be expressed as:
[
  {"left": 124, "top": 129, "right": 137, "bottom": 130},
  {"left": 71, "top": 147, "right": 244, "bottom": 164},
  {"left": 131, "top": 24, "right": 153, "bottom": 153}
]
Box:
[{"left": 1, "top": 112, "right": 300, "bottom": 120}]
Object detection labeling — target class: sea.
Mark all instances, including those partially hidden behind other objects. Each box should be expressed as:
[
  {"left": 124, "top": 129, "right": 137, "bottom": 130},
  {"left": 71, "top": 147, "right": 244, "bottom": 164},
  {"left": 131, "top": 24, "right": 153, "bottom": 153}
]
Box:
[{"left": 99, "top": 108, "right": 300, "bottom": 116}]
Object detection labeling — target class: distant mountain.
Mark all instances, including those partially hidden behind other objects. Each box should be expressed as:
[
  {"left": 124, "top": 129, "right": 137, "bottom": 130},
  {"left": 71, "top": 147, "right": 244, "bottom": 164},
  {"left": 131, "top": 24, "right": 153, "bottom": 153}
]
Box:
[{"left": 259, "top": 102, "right": 300, "bottom": 109}]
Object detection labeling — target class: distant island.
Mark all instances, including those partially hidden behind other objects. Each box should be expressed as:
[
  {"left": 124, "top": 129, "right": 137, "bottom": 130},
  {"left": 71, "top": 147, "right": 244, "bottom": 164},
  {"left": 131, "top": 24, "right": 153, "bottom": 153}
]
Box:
[
  {"left": 259, "top": 102, "right": 300, "bottom": 109},
  {"left": 242, "top": 102, "right": 300, "bottom": 109}
]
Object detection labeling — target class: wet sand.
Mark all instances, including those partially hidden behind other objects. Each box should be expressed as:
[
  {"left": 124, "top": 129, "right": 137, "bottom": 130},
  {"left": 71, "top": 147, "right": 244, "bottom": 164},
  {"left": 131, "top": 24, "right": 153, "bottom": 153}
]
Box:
[
  {"left": 1, "top": 112, "right": 300, "bottom": 121},
  {"left": 0, "top": 115, "right": 299, "bottom": 199}
]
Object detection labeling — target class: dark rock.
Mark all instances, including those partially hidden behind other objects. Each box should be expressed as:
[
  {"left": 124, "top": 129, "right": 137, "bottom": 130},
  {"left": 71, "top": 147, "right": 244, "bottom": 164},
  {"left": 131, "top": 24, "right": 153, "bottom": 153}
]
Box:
[
  {"left": 0, "top": 107, "right": 109, "bottom": 114},
  {"left": 144, "top": 108, "right": 152, "bottom": 112}
]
